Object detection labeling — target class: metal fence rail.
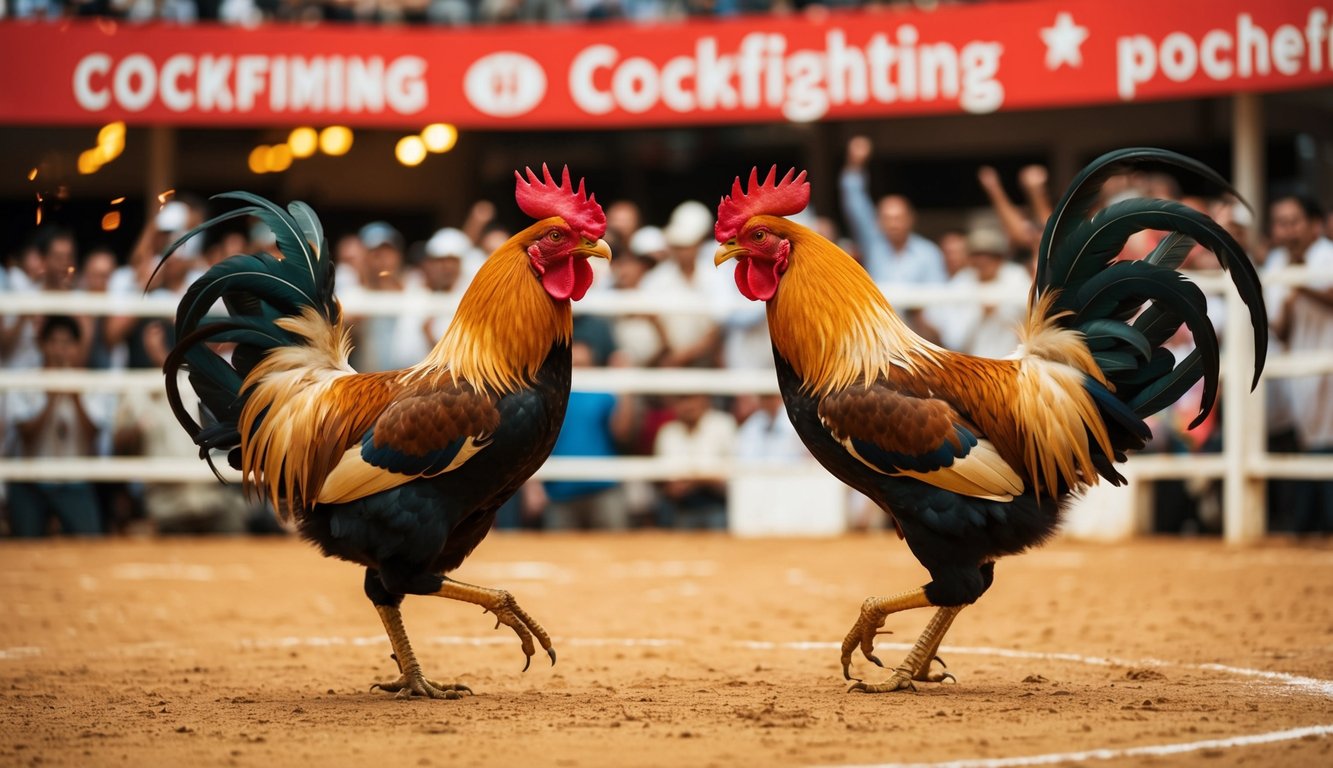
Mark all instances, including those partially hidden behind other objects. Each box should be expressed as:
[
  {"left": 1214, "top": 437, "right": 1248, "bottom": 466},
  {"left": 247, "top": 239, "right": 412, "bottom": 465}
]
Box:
[{"left": 3, "top": 267, "right": 1330, "bottom": 542}]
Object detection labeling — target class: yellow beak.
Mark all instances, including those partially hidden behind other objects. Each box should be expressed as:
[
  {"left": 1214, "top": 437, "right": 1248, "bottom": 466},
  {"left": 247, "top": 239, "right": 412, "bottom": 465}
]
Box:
[
  {"left": 580, "top": 238, "right": 613, "bottom": 260},
  {"left": 714, "top": 239, "right": 743, "bottom": 267}
]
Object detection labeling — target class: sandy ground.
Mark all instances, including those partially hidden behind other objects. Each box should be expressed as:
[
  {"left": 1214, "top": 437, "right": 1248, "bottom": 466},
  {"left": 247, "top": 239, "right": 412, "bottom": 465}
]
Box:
[{"left": 0, "top": 533, "right": 1331, "bottom": 768}]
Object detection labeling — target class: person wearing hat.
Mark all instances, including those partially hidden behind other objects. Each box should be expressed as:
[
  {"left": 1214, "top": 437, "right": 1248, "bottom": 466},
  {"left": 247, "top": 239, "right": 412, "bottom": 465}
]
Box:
[
  {"left": 349, "top": 221, "right": 409, "bottom": 372},
  {"left": 922, "top": 226, "right": 1031, "bottom": 359},
  {"left": 610, "top": 226, "right": 671, "bottom": 368},
  {"left": 639, "top": 200, "right": 723, "bottom": 368}
]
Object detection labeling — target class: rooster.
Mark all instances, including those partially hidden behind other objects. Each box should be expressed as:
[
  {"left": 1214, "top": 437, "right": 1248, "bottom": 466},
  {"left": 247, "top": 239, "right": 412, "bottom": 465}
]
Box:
[
  {"left": 712, "top": 151, "right": 1266, "bottom": 692},
  {"left": 159, "top": 166, "right": 610, "bottom": 698}
]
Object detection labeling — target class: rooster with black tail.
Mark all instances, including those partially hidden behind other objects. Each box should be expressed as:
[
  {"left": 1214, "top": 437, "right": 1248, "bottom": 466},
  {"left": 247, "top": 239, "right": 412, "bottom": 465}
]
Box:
[
  {"left": 161, "top": 166, "right": 610, "bottom": 698},
  {"left": 711, "top": 150, "right": 1266, "bottom": 693}
]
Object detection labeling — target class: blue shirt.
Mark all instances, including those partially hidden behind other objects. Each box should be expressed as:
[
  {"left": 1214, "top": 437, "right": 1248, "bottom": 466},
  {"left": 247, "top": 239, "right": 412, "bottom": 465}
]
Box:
[
  {"left": 839, "top": 169, "right": 948, "bottom": 285},
  {"left": 545, "top": 391, "right": 619, "bottom": 502}
]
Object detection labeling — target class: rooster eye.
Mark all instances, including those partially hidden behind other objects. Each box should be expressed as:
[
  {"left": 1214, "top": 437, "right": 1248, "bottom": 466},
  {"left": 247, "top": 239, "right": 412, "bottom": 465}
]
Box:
[
  {"left": 548, "top": 230, "right": 562, "bottom": 241},
  {"left": 753, "top": 230, "right": 766, "bottom": 242}
]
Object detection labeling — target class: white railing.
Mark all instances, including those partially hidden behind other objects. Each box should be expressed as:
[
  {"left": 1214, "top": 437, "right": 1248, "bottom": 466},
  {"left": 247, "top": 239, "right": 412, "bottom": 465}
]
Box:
[{"left": 2, "top": 267, "right": 1330, "bottom": 542}]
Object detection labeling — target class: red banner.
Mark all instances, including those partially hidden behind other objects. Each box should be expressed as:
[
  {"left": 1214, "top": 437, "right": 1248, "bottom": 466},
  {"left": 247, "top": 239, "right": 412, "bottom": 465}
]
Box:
[{"left": 2, "top": 0, "right": 1331, "bottom": 129}]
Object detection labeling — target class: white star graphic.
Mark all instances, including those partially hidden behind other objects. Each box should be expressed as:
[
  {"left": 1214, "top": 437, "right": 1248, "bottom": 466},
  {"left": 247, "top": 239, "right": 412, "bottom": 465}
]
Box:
[{"left": 1040, "top": 12, "right": 1089, "bottom": 70}]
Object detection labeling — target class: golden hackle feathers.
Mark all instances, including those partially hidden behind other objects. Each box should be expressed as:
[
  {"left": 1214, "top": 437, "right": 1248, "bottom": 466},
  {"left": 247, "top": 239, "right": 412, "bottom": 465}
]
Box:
[
  {"left": 236, "top": 307, "right": 382, "bottom": 519},
  {"left": 1010, "top": 291, "right": 1116, "bottom": 497},
  {"left": 764, "top": 217, "right": 939, "bottom": 395},
  {"left": 766, "top": 219, "right": 1117, "bottom": 500},
  {"left": 415, "top": 218, "right": 572, "bottom": 393},
  {"left": 237, "top": 224, "right": 572, "bottom": 518}
]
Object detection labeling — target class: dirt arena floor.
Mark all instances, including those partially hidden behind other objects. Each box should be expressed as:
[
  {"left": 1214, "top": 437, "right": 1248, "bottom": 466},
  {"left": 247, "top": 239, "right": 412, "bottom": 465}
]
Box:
[{"left": 1, "top": 533, "right": 1331, "bottom": 768}]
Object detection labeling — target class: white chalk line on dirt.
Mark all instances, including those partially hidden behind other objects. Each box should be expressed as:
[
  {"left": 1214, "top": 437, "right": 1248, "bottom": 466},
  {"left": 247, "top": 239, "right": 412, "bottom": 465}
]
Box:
[
  {"left": 8, "top": 635, "right": 1330, "bottom": 764},
  {"left": 816, "top": 723, "right": 1333, "bottom": 768},
  {"left": 737, "top": 640, "right": 1333, "bottom": 699},
  {"left": 17, "top": 634, "right": 1333, "bottom": 699}
]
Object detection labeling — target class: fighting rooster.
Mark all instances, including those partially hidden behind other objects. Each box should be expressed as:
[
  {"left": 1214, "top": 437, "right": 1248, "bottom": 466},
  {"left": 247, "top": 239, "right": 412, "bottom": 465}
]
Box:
[
  {"left": 160, "top": 166, "right": 610, "bottom": 698},
  {"left": 712, "top": 151, "right": 1265, "bottom": 692}
]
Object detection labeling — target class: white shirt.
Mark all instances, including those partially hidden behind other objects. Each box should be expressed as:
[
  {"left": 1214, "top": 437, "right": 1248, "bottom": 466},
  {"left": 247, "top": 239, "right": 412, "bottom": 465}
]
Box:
[
  {"left": 654, "top": 410, "right": 738, "bottom": 463},
  {"left": 735, "top": 407, "right": 809, "bottom": 463},
  {"left": 638, "top": 253, "right": 720, "bottom": 357},
  {"left": 924, "top": 262, "right": 1031, "bottom": 358},
  {"left": 1266, "top": 237, "right": 1333, "bottom": 448}
]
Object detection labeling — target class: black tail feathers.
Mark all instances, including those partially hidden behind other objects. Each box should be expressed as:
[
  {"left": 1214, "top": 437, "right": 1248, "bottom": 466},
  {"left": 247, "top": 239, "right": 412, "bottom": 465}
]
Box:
[
  {"left": 1035, "top": 148, "right": 1267, "bottom": 437},
  {"left": 155, "top": 193, "right": 335, "bottom": 477}
]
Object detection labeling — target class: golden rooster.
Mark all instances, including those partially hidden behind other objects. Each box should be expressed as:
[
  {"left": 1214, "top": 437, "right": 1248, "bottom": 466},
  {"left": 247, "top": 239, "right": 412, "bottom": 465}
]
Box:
[
  {"left": 159, "top": 166, "right": 611, "bottom": 698},
  {"left": 712, "top": 153, "right": 1266, "bottom": 692}
]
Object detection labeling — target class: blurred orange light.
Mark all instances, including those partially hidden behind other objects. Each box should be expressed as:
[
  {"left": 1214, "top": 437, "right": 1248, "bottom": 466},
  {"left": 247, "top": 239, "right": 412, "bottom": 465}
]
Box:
[
  {"left": 265, "top": 144, "right": 293, "bottom": 173},
  {"left": 319, "top": 126, "right": 353, "bottom": 156},
  {"left": 78, "top": 149, "right": 102, "bottom": 175},
  {"left": 102, "top": 211, "right": 122, "bottom": 231},
  {"left": 110, "top": 196, "right": 125, "bottom": 205},
  {"left": 26, "top": 168, "right": 38, "bottom": 181},
  {"left": 421, "top": 123, "right": 458, "bottom": 153},
  {"left": 288, "top": 127, "right": 318, "bottom": 159},
  {"left": 248, "top": 146, "right": 270, "bottom": 175},
  {"left": 158, "top": 189, "right": 176, "bottom": 204},
  {"left": 98, "top": 121, "right": 125, "bottom": 147},
  {"left": 395, "top": 135, "right": 427, "bottom": 167},
  {"left": 96, "top": 121, "right": 126, "bottom": 164}
]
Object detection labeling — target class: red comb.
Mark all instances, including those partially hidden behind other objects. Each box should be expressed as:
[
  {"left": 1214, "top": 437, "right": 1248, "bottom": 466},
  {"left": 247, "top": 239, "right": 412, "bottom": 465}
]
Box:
[
  {"left": 715, "top": 166, "right": 810, "bottom": 242},
  {"left": 514, "top": 164, "right": 606, "bottom": 239}
]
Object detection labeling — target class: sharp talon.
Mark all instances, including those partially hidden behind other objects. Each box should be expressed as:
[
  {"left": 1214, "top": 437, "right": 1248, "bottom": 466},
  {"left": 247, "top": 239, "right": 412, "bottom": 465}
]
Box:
[
  {"left": 522, "top": 655, "right": 532, "bottom": 673},
  {"left": 848, "top": 682, "right": 868, "bottom": 693},
  {"left": 940, "top": 672, "right": 957, "bottom": 685},
  {"left": 369, "top": 684, "right": 381, "bottom": 693},
  {"left": 458, "top": 684, "right": 474, "bottom": 695},
  {"left": 548, "top": 648, "right": 557, "bottom": 666},
  {"left": 868, "top": 654, "right": 884, "bottom": 668},
  {"left": 389, "top": 653, "right": 398, "bottom": 663},
  {"left": 935, "top": 655, "right": 947, "bottom": 668},
  {"left": 494, "top": 618, "right": 501, "bottom": 630}
]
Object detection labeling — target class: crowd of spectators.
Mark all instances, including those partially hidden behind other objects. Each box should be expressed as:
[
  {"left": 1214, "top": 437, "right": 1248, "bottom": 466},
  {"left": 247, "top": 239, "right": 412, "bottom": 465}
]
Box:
[
  {"left": 3, "top": 135, "right": 1330, "bottom": 537},
  {"left": 1, "top": 0, "right": 970, "bottom": 25}
]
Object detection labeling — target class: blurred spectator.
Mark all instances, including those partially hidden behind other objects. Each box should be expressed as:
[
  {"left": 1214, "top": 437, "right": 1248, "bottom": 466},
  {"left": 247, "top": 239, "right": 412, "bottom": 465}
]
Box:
[
  {"left": 976, "top": 164, "right": 1052, "bottom": 259},
  {"left": 404, "top": 226, "right": 472, "bottom": 361},
  {"left": 640, "top": 200, "right": 722, "bottom": 368},
  {"left": 351, "top": 220, "right": 412, "bottom": 371},
  {"left": 114, "top": 361, "right": 264, "bottom": 534},
  {"left": 360, "top": 220, "right": 408, "bottom": 290},
  {"left": 38, "top": 227, "right": 78, "bottom": 292},
  {"left": 2, "top": 232, "right": 54, "bottom": 371},
  {"left": 734, "top": 393, "right": 806, "bottom": 463},
  {"left": 937, "top": 230, "right": 970, "bottom": 278},
  {"left": 840, "top": 135, "right": 947, "bottom": 285},
  {"left": 1265, "top": 193, "right": 1333, "bottom": 533},
  {"left": 922, "top": 227, "right": 1031, "bottom": 358},
  {"left": 653, "top": 393, "right": 735, "bottom": 529},
  {"left": 613, "top": 225, "right": 670, "bottom": 367},
  {"left": 605, "top": 200, "right": 642, "bottom": 245},
  {"left": 541, "top": 341, "right": 638, "bottom": 530},
  {"left": 5, "top": 316, "right": 112, "bottom": 537},
  {"left": 458, "top": 200, "right": 497, "bottom": 278},
  {"left": 334, "top": 232, "right": 368, "bottom": 293}
]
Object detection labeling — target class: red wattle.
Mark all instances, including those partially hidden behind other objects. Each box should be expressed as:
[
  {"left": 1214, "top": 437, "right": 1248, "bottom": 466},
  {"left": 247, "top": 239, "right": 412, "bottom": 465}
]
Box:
[
  {"left": 736, "top": 257, "right": 782, "bottom": 302},
  {"left": 540, "top": 257, "right": 595, "bottom": 301}
]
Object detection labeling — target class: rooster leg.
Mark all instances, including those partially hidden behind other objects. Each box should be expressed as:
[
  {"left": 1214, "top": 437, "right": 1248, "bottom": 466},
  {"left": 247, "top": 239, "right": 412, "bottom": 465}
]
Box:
[
  {"left": 907, "top": 606, "right": 961, "bottom": 684},
  {"left": 430, "top": 578, "right": 557, "bottom": 671},
  {"left": 370, "top": 605, "right": 474, "bottom": 699},
  {"left": 840, "top": 587, "right": 933, "bottom": 681},
  {"left": 849, "top": 606, "right": 964, "bottom": 693}
]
